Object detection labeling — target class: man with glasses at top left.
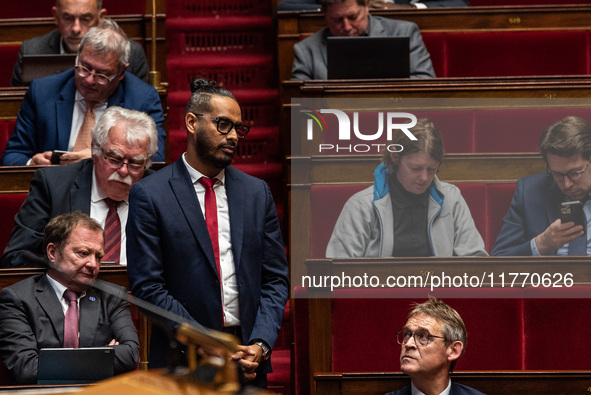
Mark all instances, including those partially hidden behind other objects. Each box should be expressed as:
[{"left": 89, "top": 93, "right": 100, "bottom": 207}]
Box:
[
  {"left": 0, "top": 106, "right": 159, "bottom": 268},
  {"left": 493, "top": 116, "right": 591, "bottom": 256},
  {"left": 1, "top": 18, "right": 166, "bottom": 166}
]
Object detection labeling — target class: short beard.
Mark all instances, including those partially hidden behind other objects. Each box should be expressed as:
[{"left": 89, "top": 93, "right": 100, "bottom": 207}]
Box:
[{"left": 195, "top": 129, "right": 235, "bottom": 169}]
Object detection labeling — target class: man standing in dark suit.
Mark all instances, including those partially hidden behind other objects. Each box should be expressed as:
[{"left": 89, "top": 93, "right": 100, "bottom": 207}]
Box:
[
  {"left": 2, "top": 19, "right": 165, "bottom": 166},
  {"left": 0, "top": 212, "right": 139, "bottom": 384},
  {"left": 291, "top": 0, "right": 435, "bottom": 80},
  {"left": 126, "top": 78, "right": 289, "bottom": 388},
  {"left": 11, "top": 0, "right": 148, "bottom": 87},
  {"left": 386, "top": 297, "right": 485, "bottom": 395},
  {"left": 492, "top": 116, "right": 591, "bottom": 256},
  {"left": 0, "top": 106, "right": 159, "bottom": 268}
]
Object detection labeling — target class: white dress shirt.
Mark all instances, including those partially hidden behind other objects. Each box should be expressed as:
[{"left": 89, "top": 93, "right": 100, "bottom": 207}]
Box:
[{"left": 182, "top": 154, "right": 241, "bottom": 326}]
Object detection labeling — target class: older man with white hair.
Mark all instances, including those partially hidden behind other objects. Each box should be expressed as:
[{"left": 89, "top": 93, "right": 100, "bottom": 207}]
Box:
[{"left": 0, "top": 106, "right": 158, "bottom": 268}]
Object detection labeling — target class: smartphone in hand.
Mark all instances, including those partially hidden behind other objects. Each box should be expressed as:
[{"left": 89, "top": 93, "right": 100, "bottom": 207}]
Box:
[
  {"left": 50, "top": 150, "right": 67, "bottom": 165},
  {"left": 560, "top": 201, "right": 586, "bottom": 228}
]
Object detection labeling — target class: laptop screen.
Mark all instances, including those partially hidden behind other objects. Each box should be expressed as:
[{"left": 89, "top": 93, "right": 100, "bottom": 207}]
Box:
[
  {"left": 22, "top": 54, "right": 77, "bottom": 85},
  {"left": 37, "top": 347, "right": 115, "bottom": 384},
  {"left": 326, "top": 36, "right": 410, "bottom": 79}
]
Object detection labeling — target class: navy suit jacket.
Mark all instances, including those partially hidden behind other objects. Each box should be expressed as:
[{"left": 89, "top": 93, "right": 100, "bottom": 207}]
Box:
[
  {"left": 386, "top": 381, "right": 486, "bottom": 395},
  {"left": 10, "top": 29, "right": 149, "bottom": 87},
  {"left": 0, "top": 159, "right": 153, "bottom": 268},
  {"left": 0, "top": 274, "right": 139, "bottom": 384},
  {"left": 1, "top": 69, "right": 166, "bottom": 165},
  {"left": 126, "top": 159, "right": 289, "bottom": 369},
  {"left": 492, "top": 172, "right": 564, "bottom": 256}
]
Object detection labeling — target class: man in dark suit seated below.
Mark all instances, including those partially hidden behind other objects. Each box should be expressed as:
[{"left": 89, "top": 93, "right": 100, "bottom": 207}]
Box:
[
  {"left": 0, "top": 106, "right": 159, "bottom": 268},
  {"left": 11, "top": 0, "right": 149, "bottom": 87},
  {"left": 1, "top": 19, "right": 165, "bottom": 166},
  {"left": 492, "top": 116, "right": 591, "bottom": 256},
  {"left": 386, "top": 297, "right": 485, "bottom": 395},
  {"left": 0, "top": 211, "right": 139, "bottom": 384},
  {"left": 291, "top": 0, "right": 435, "bottom": 80}
]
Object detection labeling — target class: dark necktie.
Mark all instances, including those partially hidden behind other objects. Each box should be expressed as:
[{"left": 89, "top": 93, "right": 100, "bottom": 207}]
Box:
[
  {"left": 103, "top": 198, "right": 122, "bottom": 263},
  {"left": 63, "top": 290, "right": 79, "bottom": 348}
]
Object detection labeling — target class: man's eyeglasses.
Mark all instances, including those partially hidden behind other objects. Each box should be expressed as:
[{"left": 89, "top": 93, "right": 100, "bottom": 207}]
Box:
[
  {"left": 193, "top": 113, "right": 250, "bottom": 139},
  {"left": 75, "top": 64, "right": 119, "bottom": 85},
  {"left": 548, "top": 159, "right": 591, "bottom": 183},
  {"left": 103, "top": 151, "right": 146, "bottom": 174},
  {"left": 396, "top": 330, "right": 445, "bottom": 347}
]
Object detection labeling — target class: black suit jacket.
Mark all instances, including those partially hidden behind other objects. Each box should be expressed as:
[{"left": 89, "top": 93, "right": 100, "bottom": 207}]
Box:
[
  {"left": 11, "top": 29, "right": 149, "bottom": 87},
  {"left": 0, "top": 159, "right": 153, "bottom": 268},
  {"left": 0, "top": 274, "right": 139, "bottom": 384}
]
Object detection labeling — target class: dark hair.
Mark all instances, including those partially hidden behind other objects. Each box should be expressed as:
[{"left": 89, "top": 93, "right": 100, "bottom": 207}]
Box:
[
  {"left": 407, "top": 296, "right": 466, "bottom": 372},
  {"left": 383, "top": 118, "right": 444, "bottom": 174},
  {"left": 185, "top": 78, "right": 237, "bottom": 115},
  {"left": 539, "top": 116, "right": 591, "bottom": 162},
  {"left": 44, "top": 211, "right": 104, "bottom": 253}
]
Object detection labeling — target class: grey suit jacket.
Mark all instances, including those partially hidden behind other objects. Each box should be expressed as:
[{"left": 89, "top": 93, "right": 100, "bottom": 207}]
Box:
[
  {"left": 291, "top": 15, "right": 435, "bottom": 80},
  {"left": 0, "top": 274, "right": 139, "bottom": 384},
  {"left": 11, "top": 29, "right": 149, "bottom": 87}
]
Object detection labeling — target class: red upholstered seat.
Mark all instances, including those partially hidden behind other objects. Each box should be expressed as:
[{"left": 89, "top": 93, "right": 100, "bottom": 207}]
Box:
[
  {"left": 485, "top": 184, "right": 516, "bottom": 252},
  {"left": 474, "top": 108, "right": 591, "bottom": 153},
  {"left": 421, "top": 33, "right": 446, "bottom": 78},
  {"left": 522, "top": 288, "right": 591, "bottom": 370},
  {"left": 0, "top": 194, "right": 27, "bottom": 254},
  {"left": 0, "top": 45, "right": 20, "bottom": 87},
  {"left": 328, "top": 289, "right": 525, "bottom": 372},
  {"left": 444, "top": 31, "right": 590, "bottom": 78}
]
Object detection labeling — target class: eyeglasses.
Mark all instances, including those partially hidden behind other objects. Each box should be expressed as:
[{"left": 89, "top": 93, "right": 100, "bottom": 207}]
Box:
[
  {"left": 75, "top": 64, "right": 119, "bottom": 85},
  {"left": 193, "top": 113, "right": 250, "bottom": 139},
  {"left": 548, "top": 159, "right": 591, "bottom": 183},
  {"left": 102, "top": 151, "right": 146, "bottom": 174},
  {"left": 396, "top": 330, "right": 445, "bottom": 347}
]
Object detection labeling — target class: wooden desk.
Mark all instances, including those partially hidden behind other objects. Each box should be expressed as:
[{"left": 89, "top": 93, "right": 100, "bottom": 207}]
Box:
[{"left": 314, "top": 371, "right": 591, "bottom": 395}]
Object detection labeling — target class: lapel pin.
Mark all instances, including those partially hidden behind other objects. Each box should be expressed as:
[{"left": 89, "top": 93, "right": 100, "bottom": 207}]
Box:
[{"left": 89, "top": 296, "right": 96, "bottom": 302}]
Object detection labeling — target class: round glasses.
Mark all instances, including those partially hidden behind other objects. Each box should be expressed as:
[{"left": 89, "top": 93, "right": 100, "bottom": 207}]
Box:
[
  {"left": 193, "top": 113, "right": 251, "bottom": 139},
  {"left": 103, "top": 153, "right": 146, "bottom": 174},
  {"left": 75, "top": 64, "right": 119, "bottom": 85},
  {"left": 396, "top": 330, "right": 445, "bottom": 347},
  {"left": 548, "top": 159, "right": 591, "bottom": 183}
]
